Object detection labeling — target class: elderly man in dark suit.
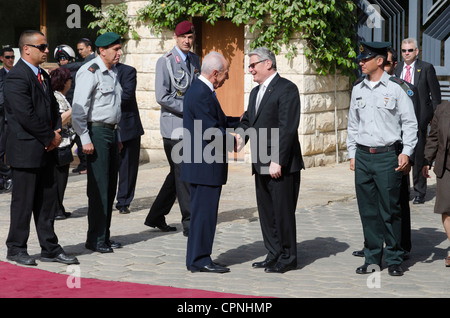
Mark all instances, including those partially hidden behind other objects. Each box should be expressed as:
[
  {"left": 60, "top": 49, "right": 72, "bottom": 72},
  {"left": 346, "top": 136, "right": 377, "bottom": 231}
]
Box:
[
  {"left": 181, "top": 51, "right": 240, "bottom": 273},
  {"left": 4, "top": 30, "right": 79, "bottom": 266},
  {"left": 394, "top": 37, "right": 441, "bottom": 204},
  {"left": 115, "top": 62, "right": 144, "bottom": 214},
  {"left": 237, "top": 47, "right": 304, "bottom": 274}
]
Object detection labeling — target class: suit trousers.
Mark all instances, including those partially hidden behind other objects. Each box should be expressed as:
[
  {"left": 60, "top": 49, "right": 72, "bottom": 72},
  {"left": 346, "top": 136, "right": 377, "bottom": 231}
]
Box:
[
  {"left": 116, "top": 136, "right": 141, "bottom": 208},
  {"left": 6, "top": 158, "right": 63, "bottom": 257},
  {"left": 186, "top": 183, "right": 222, "bottom": 270},
  {"left": 412, "top": 128, "right": 428, "bottom": 197},
  {"left": 55, "top": 163, "right": 70, "bottom": 216},
  {"left": 355, "top": 148, "right": 403, "bottom": 266},
  {"left": 86, "top": 126, "right": 119, "bottom": 246},
  {"left": 255, "top": 170, "right": 300, "bottom": 266},
  {"left": 145, "top": 138, "right": 190, "bottom": 230}
]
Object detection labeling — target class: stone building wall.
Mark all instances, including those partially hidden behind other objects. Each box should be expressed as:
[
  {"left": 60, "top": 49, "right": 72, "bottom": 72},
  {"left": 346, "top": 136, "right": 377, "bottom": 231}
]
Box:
[{"left": 102, "top": 0, "right": 351, "bottom": 167}]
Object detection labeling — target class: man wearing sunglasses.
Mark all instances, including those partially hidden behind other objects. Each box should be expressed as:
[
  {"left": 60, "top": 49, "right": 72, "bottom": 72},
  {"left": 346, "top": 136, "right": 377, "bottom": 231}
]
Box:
[
  {"left": 0, "top": 47, "right": 15, "bottom": 168},
  {"left": 237, "top": 47, "right": 304, "bottom": 274},
  {"left": 394, "top": 38, "right": 441, "bottom": 205},
  {"left": 3, "top": 30, "right": 79, "bottom": 266}
]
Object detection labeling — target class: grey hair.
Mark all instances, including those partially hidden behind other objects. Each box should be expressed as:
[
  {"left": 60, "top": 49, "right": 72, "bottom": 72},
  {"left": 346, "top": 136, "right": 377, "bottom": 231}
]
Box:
[
  {"left": 248, "top": 47, "right": 277, "bottom": 70},
  {"left": 201, "top": 51, "right": 226, "bottom": 76},
  {"left": 402, "top": 38, "right": 418, "bottom": 49}
]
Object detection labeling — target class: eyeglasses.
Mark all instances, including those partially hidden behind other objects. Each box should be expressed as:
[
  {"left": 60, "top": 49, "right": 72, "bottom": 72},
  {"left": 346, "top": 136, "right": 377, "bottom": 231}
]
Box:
[
  {"left": 3, "top": 55, "right": 15, "bottom": 59},
  {"left": 401, "top": 49, "right": 415, "bottom": 53},
  {"left": 26, "top": 43, "right": 48, "bottom": 52},
  {"left": 248, "top": 59, "right": 267, "bottom": 69}
]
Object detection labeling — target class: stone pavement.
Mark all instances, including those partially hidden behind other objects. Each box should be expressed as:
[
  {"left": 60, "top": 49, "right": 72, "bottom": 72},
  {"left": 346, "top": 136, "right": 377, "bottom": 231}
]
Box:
[{"left": 0, "top": 160, "right": 448, "bottom": 298}]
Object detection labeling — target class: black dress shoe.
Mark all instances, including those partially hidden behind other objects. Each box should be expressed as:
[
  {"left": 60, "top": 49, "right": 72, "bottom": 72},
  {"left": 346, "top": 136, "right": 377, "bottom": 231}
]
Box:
[
  {"left": 252, "top": 259, "right": 276, "bottom": 268},
  {"left": 352, "top": 249, "right": 365, "bottom": 257},
  {"left": 356, "top": 263, "right": 379, "bottom": 274},
  {"left": 388, "top": 264, "right": 404, "bottom": 276},
  {"left": 55, "top": 212, "right": 72, "bottom": 220},
  {"left": 106, "top": 240, "right": 122, "bottom": 249},
  {"left": 41, "top": 252, "right": 79, "bottom": 265},
  {"left": 190, "top": 263, "right": 230, "bottom": 273},
  {"left": 413, "top": 196, "right": 425, "bottom": 204},
  {"left": 264, "top": 262, "right": 297, "bottom": 273},
  {"left": 118, "top": 206, "right": 130, "bottom": 214},
  {"left": 85, "top": 242, "right": 113, "bottom": 253},
  {"left": 144, "top": 221, "right": 177, "bottom": 232},
  {"left": 7, "top": 252, "right": 37, "bottom": 266}
]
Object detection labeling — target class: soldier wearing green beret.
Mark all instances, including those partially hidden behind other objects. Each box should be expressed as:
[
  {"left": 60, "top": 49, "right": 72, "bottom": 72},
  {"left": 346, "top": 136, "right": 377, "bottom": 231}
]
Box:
[
  {"left": 347, "top": 42, "right": 418, "bottom": 276},
  {"left": 72, "top": 32, "right": 123, "bottom": 253}
]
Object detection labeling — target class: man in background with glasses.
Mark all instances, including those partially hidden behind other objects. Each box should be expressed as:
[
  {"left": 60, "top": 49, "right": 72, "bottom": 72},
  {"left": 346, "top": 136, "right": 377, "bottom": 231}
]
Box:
[
  {"left": 0, "top": 47, "right": 15, "bottom": 171},
  {"left": 394, "top": 38, "right": 441, "bottom": 205}
]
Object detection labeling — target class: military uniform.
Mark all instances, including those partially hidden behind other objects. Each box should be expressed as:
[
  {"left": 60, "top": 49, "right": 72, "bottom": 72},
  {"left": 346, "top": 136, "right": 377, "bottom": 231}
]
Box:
[
  {"left": 144, "top": 21, "right": 200, "bottom": 234},
  {"left": 72, "top": 32, "right": 122, "bottom": 252},
  {"left": 347, "top": 42, "right": 418, "bottom": 272}
]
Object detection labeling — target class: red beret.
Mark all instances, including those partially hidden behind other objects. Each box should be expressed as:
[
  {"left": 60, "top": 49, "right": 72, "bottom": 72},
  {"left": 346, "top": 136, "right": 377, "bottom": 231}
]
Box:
[{"left": 175, "top": 21, "right": 195, "bottom": 36}]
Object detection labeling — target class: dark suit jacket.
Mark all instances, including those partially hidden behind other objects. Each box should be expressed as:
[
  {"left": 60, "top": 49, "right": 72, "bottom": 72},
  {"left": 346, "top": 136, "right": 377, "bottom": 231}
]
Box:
[
  {"left": 424, "top": 101, "right": 450, "bottom": 178},
  {"left": 180, "top": 78, "right": 240, "bottom": 186},
  {"left": 394, "top": 59, "right": 441, "bottom": 131},
  {"left": 4, "top": 58, "right": 61, "bottom": 168},
  {"left": 239, "top": 73, "right": 304, "bottom": 175},
  {"left": 116, "top": 63, "right": 144, "bottom": 142}
]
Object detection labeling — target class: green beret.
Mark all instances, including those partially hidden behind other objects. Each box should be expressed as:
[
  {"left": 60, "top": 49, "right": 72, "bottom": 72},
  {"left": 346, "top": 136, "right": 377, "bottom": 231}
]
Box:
[{"left": 95, "top": 32, "right": 121, "bottom": 48}]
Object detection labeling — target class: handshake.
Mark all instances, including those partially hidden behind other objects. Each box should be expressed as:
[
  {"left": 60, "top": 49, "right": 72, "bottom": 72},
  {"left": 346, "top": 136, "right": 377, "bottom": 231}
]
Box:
[{"left": 234, "top": 133, "right": 245, "bottom": 153}]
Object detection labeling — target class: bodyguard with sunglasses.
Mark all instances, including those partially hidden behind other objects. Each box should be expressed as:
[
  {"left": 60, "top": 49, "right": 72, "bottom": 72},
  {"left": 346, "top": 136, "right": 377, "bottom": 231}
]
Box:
[
  {"left": 3, "top": 30, "right": 79, "bottom": 266},
  {"left": 394, "top": 38, "right": 441, "bottom": 205}
]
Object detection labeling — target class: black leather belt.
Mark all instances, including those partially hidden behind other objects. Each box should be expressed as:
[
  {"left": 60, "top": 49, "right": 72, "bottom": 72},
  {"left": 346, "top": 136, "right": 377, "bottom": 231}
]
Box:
[
  {"left": 89, "top": 122, "right": 118, "bottom": 130},
  {"left": 357, "top": 143, "right": 398, "bottom": 154}
]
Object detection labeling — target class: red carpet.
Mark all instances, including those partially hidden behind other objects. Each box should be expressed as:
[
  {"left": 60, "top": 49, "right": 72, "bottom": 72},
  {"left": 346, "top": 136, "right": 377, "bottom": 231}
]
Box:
[{"left": 0, "top": 261, "right": 260, "bottom": 298}]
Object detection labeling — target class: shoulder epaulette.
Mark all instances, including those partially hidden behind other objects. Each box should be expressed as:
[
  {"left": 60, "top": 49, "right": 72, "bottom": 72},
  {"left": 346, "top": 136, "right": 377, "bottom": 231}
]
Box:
[
  {"left": 88, "top": 63, "right": 99, "bottom": 73},
  {"left": 389, "top": 76, "right": 414, "bottom": 97},
  {"left": 352, "top": 77, "right": 364, "bottom": 86}
]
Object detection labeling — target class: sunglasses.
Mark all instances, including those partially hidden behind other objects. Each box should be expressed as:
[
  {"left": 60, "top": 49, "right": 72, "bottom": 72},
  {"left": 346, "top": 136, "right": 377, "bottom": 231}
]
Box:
[
  {"left": 26, "top": 43, "right": 48, "bottom": 52},
  {"left": 3, "top": 55, "right": 15, "bottom": 59},
  {"left": 401, "top": 49, "right": 415, "bottom": 53},
  {"left": 248, "top": 59, "right": 267, "bottom": 69}
]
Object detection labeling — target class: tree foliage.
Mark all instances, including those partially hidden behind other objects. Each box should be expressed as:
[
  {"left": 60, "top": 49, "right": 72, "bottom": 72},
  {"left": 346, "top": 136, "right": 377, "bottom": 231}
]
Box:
[{"left": 136, "top": 0, "right": 358, "bottom": 76}]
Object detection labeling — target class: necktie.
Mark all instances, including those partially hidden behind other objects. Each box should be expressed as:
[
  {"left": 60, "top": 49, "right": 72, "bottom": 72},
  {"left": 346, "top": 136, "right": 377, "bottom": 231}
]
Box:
[
  {"left": 404, "top": 65, "right": 412, "bottom": 83},
  {"left": 185, "top": 55, "right": 191, "bottom": 72},
  {"left": 37, "top": 69, "right": 43, "bottom": 86},
  {"left": 255, "top": 84, "right": 265, "bottom": 113}
]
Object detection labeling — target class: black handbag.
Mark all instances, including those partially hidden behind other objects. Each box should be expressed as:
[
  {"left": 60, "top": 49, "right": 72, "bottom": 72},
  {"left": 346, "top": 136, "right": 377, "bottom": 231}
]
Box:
[{"left": 56, "top": 145, "right": 74, "bottom": 167}]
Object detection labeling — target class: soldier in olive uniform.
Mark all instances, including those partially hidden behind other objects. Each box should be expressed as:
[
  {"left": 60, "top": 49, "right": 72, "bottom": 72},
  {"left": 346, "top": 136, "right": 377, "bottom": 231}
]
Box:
[
  {"left": 144, "top": 21, "right": 200, "bottom": 236},
  {"left": 347, "top": 42, "right": 418, "bottom": 276},
  {"left": 72, "top": 32, "right": 123, "bottom": 254}
]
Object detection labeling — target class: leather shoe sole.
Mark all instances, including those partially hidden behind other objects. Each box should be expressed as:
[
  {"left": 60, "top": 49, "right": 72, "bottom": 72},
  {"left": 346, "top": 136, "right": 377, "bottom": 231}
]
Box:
[
  {"left": 144, "top": 222, "right": 177, "bottom": 232},
  {"left": 252, "top": 259, "right": 276, "bottom": 268},
  {"left": 190, "top": 263, "right": 230, "bottom": 273},
  {"left": 264, "top": 263, "right": 297, "bottom": 273},
  {"left": 41, "top": 253, "right": 79, "bottom": 265},
  {"left": 356, "top": 263, "right": 379, "bottom": 274},
  {"left": 7, "top": 252, "right": 37, "bottom": 266},
  {"left": 413, "top": 196, "right": 425, "bottom": 204},
  {"left": 388, "top": 264, "right": 404, "bottom": 276},
  {"left": 85, "top": 242, "right": 114, "bottom": 253},
  {"left": 118, "top": 206, "right": 130, "bottom": 214}
]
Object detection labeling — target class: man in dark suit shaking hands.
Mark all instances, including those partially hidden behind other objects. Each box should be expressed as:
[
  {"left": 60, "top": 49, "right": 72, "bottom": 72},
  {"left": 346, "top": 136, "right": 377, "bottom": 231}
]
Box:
[
  {"left": 181, "top": 51, "right": 240, "bottom": 273},
  {"left": 237, "top": 47, "right": 304, "bottom": 273},
  {"left": 4, "top": 30, "right": 79, "bottom": 266},
  {"left": 394, "top": 38, "right": 441, "bottom": 204}
]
